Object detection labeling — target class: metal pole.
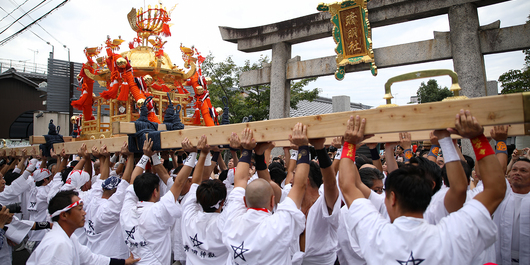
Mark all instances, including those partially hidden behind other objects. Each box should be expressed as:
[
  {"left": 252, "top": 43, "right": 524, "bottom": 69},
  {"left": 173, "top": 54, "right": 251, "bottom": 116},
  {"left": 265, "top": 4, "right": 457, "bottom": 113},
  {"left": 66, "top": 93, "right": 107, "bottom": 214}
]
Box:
[{"left": 69, "top": 61, "right": 74, "bottom": 134}]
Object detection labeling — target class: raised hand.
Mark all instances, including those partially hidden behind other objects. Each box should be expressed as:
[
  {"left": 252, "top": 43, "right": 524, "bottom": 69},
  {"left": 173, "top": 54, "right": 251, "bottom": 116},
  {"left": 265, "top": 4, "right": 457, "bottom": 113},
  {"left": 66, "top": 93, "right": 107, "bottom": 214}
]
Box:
[
  {"left": 229, "top": 132, "right": 241, "bottom": 150},
  {"left": 181, "top": 137, "right": 197, "bottom": 153},
  {"left": 447, "top": 109, "right": 483, "bottom": 139},
  {"left": 432, "top": 129, "right": 451, "bottom": 140},
  {"left": 309, "top": 138, "right": 326, "bottom": 150},
  {"left": 121, "top": 142, "right": 132, "bottom": 156},
  {"left": 77, "top": 143, "right": 87, "bottom": 158},
  {"left": 255, "top": 142, "right": 274, "bottom": 155},
  {"left": 91, "top": 146, "right": 100, "bottom": 158},
  {"left": 289, "top": 123, "right": 308, "bottom": 147},
  {"left": 429, "top": 131, "right": 440, "bottom": 146},
  {"left": 197, "top": 135, "right": 210, "bottom": 154},
  {"left": 399, "top": 132, "right": 412, "bottom": 149},
  {"left": 143, "top": 138, "right": 154, "bottom": 157},
  {"left": 61, "top": 149, "right": 68, "bottom": 159},
  {"left": 21, "top": 149, "right": 27, "bottom": 159},
  {"left": 344, "top": 115, "right": 369, "bottom": 145},
  {"left": 49, "top": 148, "right": 57, "bottom": 159},
  {"left": 490, "top": 125, "right": 509, "bottom": 141},
  {"left": 100, "top": 145, "right": 110, "bottom": 157},
  {"left": 240, "top": 128, "right": 257, "bottom": 150}
]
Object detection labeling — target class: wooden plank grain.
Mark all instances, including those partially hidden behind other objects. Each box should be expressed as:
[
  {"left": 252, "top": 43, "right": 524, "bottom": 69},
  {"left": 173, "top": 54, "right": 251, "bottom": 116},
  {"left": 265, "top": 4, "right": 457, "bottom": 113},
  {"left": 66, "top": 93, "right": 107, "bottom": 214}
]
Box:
[
  {"left": 160, "top": 93, "right": 526, "bottom": 148},
  {"left": 272, "top": 123, "right": 528, "bottom": 147},
  {"left": 45, "top": 93, "right": 528, "bottom": 154}
]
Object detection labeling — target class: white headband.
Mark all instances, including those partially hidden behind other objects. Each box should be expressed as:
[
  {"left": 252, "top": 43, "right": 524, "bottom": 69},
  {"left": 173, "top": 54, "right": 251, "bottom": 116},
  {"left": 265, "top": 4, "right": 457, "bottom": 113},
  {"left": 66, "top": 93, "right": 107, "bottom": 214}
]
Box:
[{"left": 50, "top": 199, "right": 83, "bottom": 219}]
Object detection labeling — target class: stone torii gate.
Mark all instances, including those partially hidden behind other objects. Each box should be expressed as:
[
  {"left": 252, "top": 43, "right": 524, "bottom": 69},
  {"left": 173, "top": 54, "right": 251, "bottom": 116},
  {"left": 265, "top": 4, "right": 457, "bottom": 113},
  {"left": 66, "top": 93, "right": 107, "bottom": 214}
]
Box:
[{"left": 219, "top": 0, "right": 530, "bottom": 120}]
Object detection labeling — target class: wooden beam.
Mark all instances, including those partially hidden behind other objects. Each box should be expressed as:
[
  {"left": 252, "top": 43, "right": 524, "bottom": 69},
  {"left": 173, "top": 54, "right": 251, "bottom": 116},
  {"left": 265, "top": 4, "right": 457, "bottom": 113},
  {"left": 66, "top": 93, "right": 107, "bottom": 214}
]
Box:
[
  {"left": 158, "top": 93, "right": 527, "bottom": 148},
  {"left": 112, "top": 121, "right": 167, "bottom": 135},
  {"left": 112, "top": 122, "right": 206, "bottom": 134},
  {"left": 29, "top": 136, "right": 73, "bottom": 145},
  {"left": 272, "top": 124, "right": 529, "bottom": 147},
  {"left": 1, "top": 145, "right": 40, "bottom": 157},
  {"left": 51, "top": 93, "right": 529, "bottom": 154}
]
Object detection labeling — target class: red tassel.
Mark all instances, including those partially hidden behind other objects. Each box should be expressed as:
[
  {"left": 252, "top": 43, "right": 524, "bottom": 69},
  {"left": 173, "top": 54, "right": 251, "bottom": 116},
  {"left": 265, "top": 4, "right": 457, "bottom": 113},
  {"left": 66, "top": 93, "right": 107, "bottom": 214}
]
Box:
[
  {"left": 129, "top": 42, "right": 135, "bottom": 49},
  {"left": 161, "top": 23, "right": 171, "bottom": 37},
  {"left": 192, "top": 109, "right": 201, "bottom": 125}
]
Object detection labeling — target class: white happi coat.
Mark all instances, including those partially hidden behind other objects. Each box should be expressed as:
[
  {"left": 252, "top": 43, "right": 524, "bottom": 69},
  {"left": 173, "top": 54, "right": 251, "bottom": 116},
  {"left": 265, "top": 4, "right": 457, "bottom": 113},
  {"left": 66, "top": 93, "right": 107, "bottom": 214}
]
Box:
[
  {"left": 221, "top": 187, "right": 305, "bottom": 265},
  {"left": 343, "top": 198, "right": 497, "bottom": 264},
  {"left": 85, "top": 180, "right": 129, "bottom": 259},
  {"left": 493, "top": 187, "right": 530, "bottom": 265},
  {"left": 291, "top": 185, "right": 341, "bottom": 265},
  {"left": 120, "top": 185, "right": 181, "bottom": 265},
  {"left": 337, "top": 190, "right": 388, "bottom": 265},
  {"left": 181, "top": 183, "right": 229, "bottom": 264},
  {"left": 26, "top": 222, "right": 110, "bottom": 265}
]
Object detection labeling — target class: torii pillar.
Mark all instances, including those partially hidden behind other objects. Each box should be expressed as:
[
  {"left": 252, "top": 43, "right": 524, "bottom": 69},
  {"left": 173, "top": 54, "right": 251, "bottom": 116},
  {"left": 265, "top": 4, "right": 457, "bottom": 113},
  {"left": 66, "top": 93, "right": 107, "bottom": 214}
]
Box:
[
  {"left": 449, "top": 3, "right": 489, "bottom": 159},
  {"left": 270, "top": 42, "right": 292, "bottom": 120}
]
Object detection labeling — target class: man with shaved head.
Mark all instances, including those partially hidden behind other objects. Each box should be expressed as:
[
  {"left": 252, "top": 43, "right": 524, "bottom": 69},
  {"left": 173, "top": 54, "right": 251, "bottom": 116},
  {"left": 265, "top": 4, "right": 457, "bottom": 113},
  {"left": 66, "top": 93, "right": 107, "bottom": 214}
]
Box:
[{"left": 221, "top": 126, "right": 307, "bottom": 264}]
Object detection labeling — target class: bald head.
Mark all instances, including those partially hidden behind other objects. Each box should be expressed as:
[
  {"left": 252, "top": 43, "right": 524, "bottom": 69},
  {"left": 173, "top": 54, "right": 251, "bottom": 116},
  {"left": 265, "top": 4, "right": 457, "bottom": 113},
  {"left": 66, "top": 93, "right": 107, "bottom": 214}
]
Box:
[{"left": 245, "top": 179, "right": 273, "bottom": 209}]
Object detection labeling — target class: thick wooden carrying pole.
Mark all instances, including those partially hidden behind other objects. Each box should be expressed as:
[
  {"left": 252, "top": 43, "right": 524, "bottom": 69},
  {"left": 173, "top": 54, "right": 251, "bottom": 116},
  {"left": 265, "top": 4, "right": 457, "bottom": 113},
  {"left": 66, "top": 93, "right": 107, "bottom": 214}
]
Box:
[
  {"left": 273, "top": 123, "right": 528, "bottom": 147},
  {"left": 29, "top": 136, "right": 73, "bottom": 145},
  {"left": 49, "top": 93, "right": 529, "bottom": 154}
]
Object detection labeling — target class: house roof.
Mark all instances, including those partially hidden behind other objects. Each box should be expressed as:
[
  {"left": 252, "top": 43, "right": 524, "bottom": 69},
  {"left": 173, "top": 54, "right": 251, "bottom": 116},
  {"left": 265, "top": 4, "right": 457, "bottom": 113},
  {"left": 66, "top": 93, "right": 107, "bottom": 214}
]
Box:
[
  {"left": 290, "top": 96, "right": 372, "bottom": 117},
  {"left": 0, "top": 68, "right": 45, "bottom": 90}
]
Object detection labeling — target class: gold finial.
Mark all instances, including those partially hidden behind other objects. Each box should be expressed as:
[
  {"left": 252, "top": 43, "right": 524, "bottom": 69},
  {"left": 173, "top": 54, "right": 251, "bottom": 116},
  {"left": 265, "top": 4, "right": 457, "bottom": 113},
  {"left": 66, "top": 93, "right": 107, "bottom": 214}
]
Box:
[{"left": 137, "top": 98, "right": 146, "bottom": 108}]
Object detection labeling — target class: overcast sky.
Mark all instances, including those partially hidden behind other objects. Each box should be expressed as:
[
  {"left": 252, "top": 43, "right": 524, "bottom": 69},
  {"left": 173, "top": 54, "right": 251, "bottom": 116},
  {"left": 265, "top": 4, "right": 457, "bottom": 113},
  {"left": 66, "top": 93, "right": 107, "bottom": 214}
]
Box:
[{"left": 0, "top": 0, "right": 529, "bottom": 108}]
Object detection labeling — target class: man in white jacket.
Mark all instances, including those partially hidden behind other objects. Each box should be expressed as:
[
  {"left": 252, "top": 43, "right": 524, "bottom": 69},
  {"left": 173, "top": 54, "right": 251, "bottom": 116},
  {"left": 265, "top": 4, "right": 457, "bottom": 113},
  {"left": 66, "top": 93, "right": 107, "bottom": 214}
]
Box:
[
  {"left": 27, "top": 189, "right": 139, "bottom": 265},
  {"left": 494, "top": 157, "right": 530, "bottom": 265},
  {"left": 338, "top": 111, "right": 506, "bottom": 265}
]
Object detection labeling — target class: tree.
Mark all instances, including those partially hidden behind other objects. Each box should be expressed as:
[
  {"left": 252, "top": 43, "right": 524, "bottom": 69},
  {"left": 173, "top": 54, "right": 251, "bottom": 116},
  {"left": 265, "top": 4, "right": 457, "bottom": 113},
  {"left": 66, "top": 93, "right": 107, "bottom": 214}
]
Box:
[
  {"left": 498, "top": 49, "right": 530, "bottom": 94},
  {"left": 202, "top": 53, "right": 320, "bottom": 123},
  {"left": 416, "top": 79, "right": 453, "bottom": 103},
  {"left": 498, "top": 14, "right": 530, "bottom": 94}
]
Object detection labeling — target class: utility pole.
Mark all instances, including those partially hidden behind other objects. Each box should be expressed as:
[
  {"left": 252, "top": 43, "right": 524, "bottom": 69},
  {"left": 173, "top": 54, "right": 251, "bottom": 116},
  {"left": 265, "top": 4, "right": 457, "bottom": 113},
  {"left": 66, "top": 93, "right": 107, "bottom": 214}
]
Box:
[{"left": 28, "top": 48, "right": 38, "bottom": 73}]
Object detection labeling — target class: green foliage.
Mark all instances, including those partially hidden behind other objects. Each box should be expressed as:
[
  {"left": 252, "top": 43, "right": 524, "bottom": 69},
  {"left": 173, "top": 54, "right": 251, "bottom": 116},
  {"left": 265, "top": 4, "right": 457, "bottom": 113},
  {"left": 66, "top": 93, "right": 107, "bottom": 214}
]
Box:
[
  {"left": 416, "top": 79, "right": 453, "bottom": 103},
  {"left": 201, "top": 53, "right": 320, "bottom": 123},
  {"left": 498, "top": 68, "right": 530, "bottom": 94}
]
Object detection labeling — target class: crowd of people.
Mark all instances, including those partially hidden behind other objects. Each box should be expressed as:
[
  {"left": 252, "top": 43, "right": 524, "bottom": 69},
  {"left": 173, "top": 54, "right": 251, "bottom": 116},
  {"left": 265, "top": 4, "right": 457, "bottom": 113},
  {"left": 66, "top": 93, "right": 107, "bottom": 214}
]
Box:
[{"left": 0, "top": 109, "right": 528, "bottom": 265}]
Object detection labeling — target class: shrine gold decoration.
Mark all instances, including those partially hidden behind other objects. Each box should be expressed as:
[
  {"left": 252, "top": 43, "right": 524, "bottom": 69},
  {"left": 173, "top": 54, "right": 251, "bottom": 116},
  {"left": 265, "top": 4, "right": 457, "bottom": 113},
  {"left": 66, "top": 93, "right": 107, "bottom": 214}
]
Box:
[
  {"left": 317, "top": 0, "right": 377, "bottom": 80},
  {"left": 378, "top": 69, "right": 467, "bottom": 108}
]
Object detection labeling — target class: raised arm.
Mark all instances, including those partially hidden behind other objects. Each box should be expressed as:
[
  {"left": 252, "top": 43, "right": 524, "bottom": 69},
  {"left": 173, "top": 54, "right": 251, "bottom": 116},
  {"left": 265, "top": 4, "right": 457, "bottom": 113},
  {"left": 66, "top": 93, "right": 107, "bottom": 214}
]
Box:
[
  {"left": 331, "top": 137, "right": 343, "bottom": 175},
  {"left": 120, "top": 142, "right": 135, "bottom": 183},
  {"left": 217, "top": 150, "right": 228, "bottom": 171},
  {"left": 73, "top": 144, "right": 88, "bottom": 171},
  {"left": 130, "top": 139, "right": 153, "bottom": 184},
  {"left": 434, "top": 129, "right": 467, "bottom": 213},
  {"left": 490, "top": 125, "right": 509, "bottom": 174},
  {"left": 427, "top": 132, "right": 440, "bottom": 163},
  {"left": 99, "top": 145, "right": 110, "bottom": 180},
  {"left": 384, "top": 141, "right": 399, "bottom": 174},
  {"left": 234, "top": 130, "right": 256, "bottom": 189},
  {"left": 255, "top": 142, "right": 282, "bottom": 204},
  {"left": 16, "top": 149, "right": 27, "bottom": 172},
  {"left": 448, "top": 110, "right": 506, "bottom": 215},
  {"left": 338, "top": 116, "right": 370, "bottom": 207},
  {"left": 310, "top": 137, "right": 339, "bottom": 212},
  {"left": 366, "top": 143, "right": 383, "bottom": 172},
  {"left": 56, "top": 149, "right": 69, "bottom": 174},
  {"left": 399, "top": 132, "right": 413, "bottom": 164},
  {"left": 150, "top": 148, "right": 170, "bottom": 185},
  {"left": 284, "top": 145, "right": 298, "bottom": 186},
  {"left": 287, "top": 123, "right": 310, "bottom": 209},
  {"left": 190, "top": 135, "right": 211, "bottom": 185}
]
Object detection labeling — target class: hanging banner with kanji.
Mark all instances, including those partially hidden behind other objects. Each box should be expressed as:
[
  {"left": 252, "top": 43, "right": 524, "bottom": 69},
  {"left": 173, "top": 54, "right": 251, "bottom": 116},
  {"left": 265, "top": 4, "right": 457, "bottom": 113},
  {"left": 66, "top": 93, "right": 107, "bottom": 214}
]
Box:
[{"left": 318, "top": 0, "right": 377, "bottom": 80}]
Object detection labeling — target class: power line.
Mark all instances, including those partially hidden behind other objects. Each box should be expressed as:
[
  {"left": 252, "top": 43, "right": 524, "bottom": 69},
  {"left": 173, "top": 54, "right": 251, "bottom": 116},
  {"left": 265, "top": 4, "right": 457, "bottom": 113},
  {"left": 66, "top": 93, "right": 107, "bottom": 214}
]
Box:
[
  {"left": 0, "top": 0, "right": 69, "bottom": 46},
  {"left": 0, "top": 0, "right": 47, "bottom": 35},
  {"left": 0, "top": 0, "right": 29, "bottom": 23},
  {"left": 0, "top": 4, "right": 50, "bottom": 45},
  {"left": 8, "top": 0, "right": 65, "bottom": 46}
]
